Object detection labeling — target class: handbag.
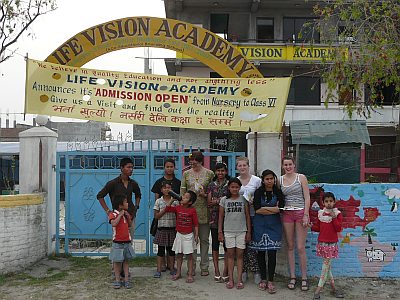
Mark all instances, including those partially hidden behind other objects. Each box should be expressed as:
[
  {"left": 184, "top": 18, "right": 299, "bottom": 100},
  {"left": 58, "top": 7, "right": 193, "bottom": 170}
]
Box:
[{"left": 150, "top": 218, "right": 158, "bottom": 236}]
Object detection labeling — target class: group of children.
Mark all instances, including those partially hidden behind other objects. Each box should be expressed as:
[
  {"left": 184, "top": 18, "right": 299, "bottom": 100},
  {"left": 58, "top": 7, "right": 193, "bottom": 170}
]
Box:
[{"left": 108, "top": 164, "right": 344, "bottom": 299}]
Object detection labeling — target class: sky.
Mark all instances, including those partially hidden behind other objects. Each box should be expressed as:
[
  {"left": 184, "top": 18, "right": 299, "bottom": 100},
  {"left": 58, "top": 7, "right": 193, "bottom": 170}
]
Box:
[{"left": 0, "top": 0, "right": 174, "bottom": 137}]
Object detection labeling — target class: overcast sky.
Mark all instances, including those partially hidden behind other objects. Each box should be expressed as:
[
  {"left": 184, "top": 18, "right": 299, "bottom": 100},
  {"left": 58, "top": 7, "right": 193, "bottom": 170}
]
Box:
[{"left": 0, "top": 0, "right": 174, "bottom": 136}]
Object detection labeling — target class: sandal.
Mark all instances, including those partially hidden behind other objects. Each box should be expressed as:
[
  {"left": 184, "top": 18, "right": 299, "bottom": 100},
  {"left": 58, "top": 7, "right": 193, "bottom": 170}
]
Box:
[
  {"left": 153, "top": 271, "right": 161, "bottom": 278},
  {"left": 172, "top": 274, "right": 181, "bottom": 281},
  {"left": 226, "top": 281, "right": 234, "bottom": 289},
  {"left": 123, "top": 281, "right": 132, "bottom": 289},
  {"left": 169, "top": 268, "right": 177, "bottom": 276},
  {"left": 301, "top": 279, "right": 309, "bottom": 291},
  {"left": 221, "top": 276, "right": 229, "bottom": 283},
  {"left": 267, "top": 281, "right": 277, "bottom": 294},
  {"left": 287, "top": 278, "right": 296, "bottom": 290},
  {"left": 313, "top": 293, "right": 321, "bottom": 300},
  {"left": 236, "top": 282, "right": 244, "bottom": 289},
  {"left": 258, "top": 281, "right": 267, "bottom": 290},
  {"left": 331, "top": 289, "right": 344, "bottom": 298},
  {"left": 201, "top": 270, "right": 209, "bottom": 276},
  {"left": 112, "top": 281, "right": 121, "bottom": 289},
  {"left": 214, "top": 275, "right": 222, "bottom": 282},
  {"left": 186, "top": 277, "right": 194, "bottom": 283}
]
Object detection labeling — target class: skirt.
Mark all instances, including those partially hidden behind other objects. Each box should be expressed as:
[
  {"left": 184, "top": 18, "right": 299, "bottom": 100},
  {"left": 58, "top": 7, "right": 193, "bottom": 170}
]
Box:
[
  {"left": 172, "top": 232, "right": 196, "bottom": 254},
  {"left": 109, "top": 242, "right": 135, "bottom": 262},
  {"left": 316, "top": 242, "right": 339, "bottom": 259},
  {"left": 154, "top": 227, "right": 176, "bottom": 247}
]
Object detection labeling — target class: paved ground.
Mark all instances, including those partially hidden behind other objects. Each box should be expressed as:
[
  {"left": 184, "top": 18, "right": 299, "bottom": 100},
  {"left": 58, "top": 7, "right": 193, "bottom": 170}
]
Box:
[{"left": 0, "top": 257, "right": 399, "bottom": 300}]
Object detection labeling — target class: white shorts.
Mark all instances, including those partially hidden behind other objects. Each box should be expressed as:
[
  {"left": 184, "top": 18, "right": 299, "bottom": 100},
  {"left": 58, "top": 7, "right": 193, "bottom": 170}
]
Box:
[
  {"left": 224, "top": 232, "right": 246, "bottom": 249},
  {"left": 172, "top": 232, "right": 196, "bottom": 254}
]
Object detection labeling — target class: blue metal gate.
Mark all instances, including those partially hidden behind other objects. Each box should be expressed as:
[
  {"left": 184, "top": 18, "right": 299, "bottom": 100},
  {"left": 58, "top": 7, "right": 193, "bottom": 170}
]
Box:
[{"left": 56, "top": 140, "right": 244, "bottom": 256}]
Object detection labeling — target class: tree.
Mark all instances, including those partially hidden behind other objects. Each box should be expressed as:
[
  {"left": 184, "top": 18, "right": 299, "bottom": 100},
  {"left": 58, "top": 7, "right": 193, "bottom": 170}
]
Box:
[
  {"left": 362, "top": 226, "right": 377, "bottom": 244},
  {"left": 313, "top": 0, "right": 400, "bottom": 181},
  {"left": 0, "top": 0, "right": 57, "bottom": 64}
]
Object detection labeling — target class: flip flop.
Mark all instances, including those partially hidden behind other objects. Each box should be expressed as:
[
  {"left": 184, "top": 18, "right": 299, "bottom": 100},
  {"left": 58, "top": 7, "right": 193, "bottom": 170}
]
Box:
[
  {"left": 226, "top": 281, "right": 234, "bottom": 289},
  {"left": 236, "top": 282, "right": 244, "bottom": 289},
  {"left": 172, "top": 274, "right": 181, "bottom": 281},
  {"left": 201, "top": 270, "right": 209, "bottom": 276},
  {"left": 267, "top": 281, "right": 277, "bottom": 294},
  {"left": 186, "top": 277, "right": 194, "bottom": 283}
]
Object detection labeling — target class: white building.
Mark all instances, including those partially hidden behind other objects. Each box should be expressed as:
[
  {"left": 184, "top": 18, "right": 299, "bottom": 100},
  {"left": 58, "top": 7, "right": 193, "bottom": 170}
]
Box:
[{"left": 163, "top": 0, "right": 399, "bottom": 181}]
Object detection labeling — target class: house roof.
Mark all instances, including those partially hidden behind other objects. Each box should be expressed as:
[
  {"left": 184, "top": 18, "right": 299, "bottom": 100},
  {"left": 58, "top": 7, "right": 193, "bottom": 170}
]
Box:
[{"left": 289, "top": 120, "right": 371, "bottom": 145}]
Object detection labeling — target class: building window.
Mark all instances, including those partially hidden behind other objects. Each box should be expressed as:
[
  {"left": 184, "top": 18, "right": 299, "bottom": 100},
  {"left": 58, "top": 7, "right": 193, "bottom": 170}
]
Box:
[
  {"left": 287, "top": 77, "right": 321, "bottom": 105},
  {"left": 338, "top": 25, "right": 356, "bottom": 43},
  {"left": 365, "top": 84, "right": 400, "bottom": 106},
  {"left": 283, "top": 17, "right": 320, "bottom": 43},
  {"left": 338, "top": 86, "right": 357, "bottom": 105},
  {"left": 256, "top": 18, "right": 274, "bottom": 42},
  {"left": 210, "top": 13, "right": 229, "bottom": 39}
]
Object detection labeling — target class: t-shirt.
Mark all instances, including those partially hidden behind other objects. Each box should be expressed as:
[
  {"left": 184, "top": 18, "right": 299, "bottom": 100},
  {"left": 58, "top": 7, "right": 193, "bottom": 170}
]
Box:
[
  {"left": 165, "top": 205, "right": 199, "bottom": 234},
  {"left": 153, "top": 197, "right": 179, "bottom": 228},
  {"left": 219, "top": 195, "right": 248, "bottom": 233},
  {"left": 239, "top": 175, "right": 262, "bottom": 216},
  {"left": 151, "top": 176, "right": 181, "bottom": 197},
  {"left": 239, "top": 175, "right": 262, "bottom": 202},
  {"left": 97, "top": 175, "right": 141, "bottom": 216},
  {"left": 108, "top": 210, "right": 131, "bottom": 242}
]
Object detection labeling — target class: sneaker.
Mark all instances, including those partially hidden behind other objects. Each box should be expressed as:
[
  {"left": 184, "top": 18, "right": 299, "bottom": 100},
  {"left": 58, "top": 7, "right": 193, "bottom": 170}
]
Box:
[
  {"left": 154, "top": 271, "right": 162, "bottom": 278},
  {"left": 169, "top": 268, "right": 177, "bottom": 276},
  {"left": 254, "top": 272, "right": 262, "bottom": 285},
  {"left": 241, "top": 272, "right": 248, "bottom": 283}
]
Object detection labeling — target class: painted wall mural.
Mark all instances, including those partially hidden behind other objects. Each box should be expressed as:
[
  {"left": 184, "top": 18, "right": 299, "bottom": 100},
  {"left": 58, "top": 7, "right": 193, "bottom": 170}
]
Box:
[{"left": 306, "top": 184, "right": 399, "bottom": 278}]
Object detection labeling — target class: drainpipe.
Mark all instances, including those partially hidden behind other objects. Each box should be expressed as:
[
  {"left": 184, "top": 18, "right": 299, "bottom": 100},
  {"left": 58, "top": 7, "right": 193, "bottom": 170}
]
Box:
[{"left": 254, "top": 132, "right": 258, "bottom": 175}]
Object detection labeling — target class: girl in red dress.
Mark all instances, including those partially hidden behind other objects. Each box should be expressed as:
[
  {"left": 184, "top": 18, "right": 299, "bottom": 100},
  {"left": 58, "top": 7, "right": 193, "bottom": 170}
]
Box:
[{"left": 311, "top": 192, "right": 344, "bottom": 299}]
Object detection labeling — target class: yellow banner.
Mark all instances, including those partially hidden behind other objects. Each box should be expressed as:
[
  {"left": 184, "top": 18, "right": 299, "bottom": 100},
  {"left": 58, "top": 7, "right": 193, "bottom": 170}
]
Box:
[
  {"left": 177, "top": 45, "right": 338, "bottom": 61},
  {"left": 25, "top": 59, "right": 291, "bottom": 132}
]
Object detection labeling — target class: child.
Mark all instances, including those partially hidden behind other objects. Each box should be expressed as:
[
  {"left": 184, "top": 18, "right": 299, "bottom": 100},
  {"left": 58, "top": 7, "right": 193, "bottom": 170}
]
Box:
[
  {"left": 161, "top": 190, "right": 199, "bottom": 283},
  {"left": 109, "top": 194, "right": 135, "bottom": 289},
  {"left": 153, "top": 181, "right": 179, "bottom": 278},
  {"left": 218, "top": 177, "right": 251, "bottom": 290},
  {"left": 311, "top": 192, "right": 344, "bottom": 299},
  {"left": 249, "top": 170, "right": 284, "bottom": 294},
  {"left": 207, "top": 162, "right": 229, "bottom": 283}
]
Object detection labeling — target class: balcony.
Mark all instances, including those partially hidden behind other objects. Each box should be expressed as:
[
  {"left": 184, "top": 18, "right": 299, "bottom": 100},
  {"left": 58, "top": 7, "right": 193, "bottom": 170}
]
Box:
[{"left": 284, "top": 105, "right": 399, "bottom": 128}]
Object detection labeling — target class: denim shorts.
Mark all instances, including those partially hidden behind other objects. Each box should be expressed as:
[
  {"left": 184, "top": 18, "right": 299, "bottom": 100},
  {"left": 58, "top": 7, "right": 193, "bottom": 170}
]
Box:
[{"left": 109, "top": 242, "right": 135, "bottom": 262}]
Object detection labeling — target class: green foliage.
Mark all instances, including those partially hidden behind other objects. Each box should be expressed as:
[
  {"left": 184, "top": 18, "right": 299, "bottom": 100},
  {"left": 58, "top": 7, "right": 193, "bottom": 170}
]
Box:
[
  {"left": 313, "top": 0, "right": 400, "bottom": 117},
  {"left": 0, "top": 0, "right": 57, "bottom": 63}
]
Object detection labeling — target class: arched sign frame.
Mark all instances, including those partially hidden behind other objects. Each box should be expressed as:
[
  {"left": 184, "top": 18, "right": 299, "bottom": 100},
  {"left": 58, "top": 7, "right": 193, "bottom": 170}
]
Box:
[{"left": 45, "top": 16, "right": 263, "bottom": 79}]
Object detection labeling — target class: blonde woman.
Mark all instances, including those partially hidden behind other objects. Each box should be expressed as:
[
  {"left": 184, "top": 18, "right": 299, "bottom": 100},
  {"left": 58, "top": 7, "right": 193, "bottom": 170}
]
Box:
[{"left": 236, "top": 156, "right": 262, "bottom": 284}]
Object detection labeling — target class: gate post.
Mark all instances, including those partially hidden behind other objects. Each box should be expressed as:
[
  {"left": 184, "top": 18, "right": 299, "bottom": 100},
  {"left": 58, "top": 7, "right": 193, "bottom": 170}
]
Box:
[
  {"left": 247, "top": 132, "right": 282, "bottom": 176},
  {"left": 19, "top": 120, "right": 58, "bottom": 255}
]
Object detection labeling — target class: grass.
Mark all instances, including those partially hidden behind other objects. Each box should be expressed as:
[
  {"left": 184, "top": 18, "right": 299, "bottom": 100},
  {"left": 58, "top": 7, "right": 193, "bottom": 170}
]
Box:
[{"left": 0, "top": 255, "right": 157, "bottom": 288}]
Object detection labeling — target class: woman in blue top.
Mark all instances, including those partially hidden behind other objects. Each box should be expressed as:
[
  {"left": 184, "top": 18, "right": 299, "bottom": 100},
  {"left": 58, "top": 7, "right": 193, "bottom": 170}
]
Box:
[{"left": 249, "top": 169, "right": 284, "bottom": 294}]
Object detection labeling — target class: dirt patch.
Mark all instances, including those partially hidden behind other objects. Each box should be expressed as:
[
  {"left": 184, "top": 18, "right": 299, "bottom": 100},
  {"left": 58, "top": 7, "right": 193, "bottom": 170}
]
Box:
[{"left": 0, "top": 257, "right": 399, "bottom": 300}]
